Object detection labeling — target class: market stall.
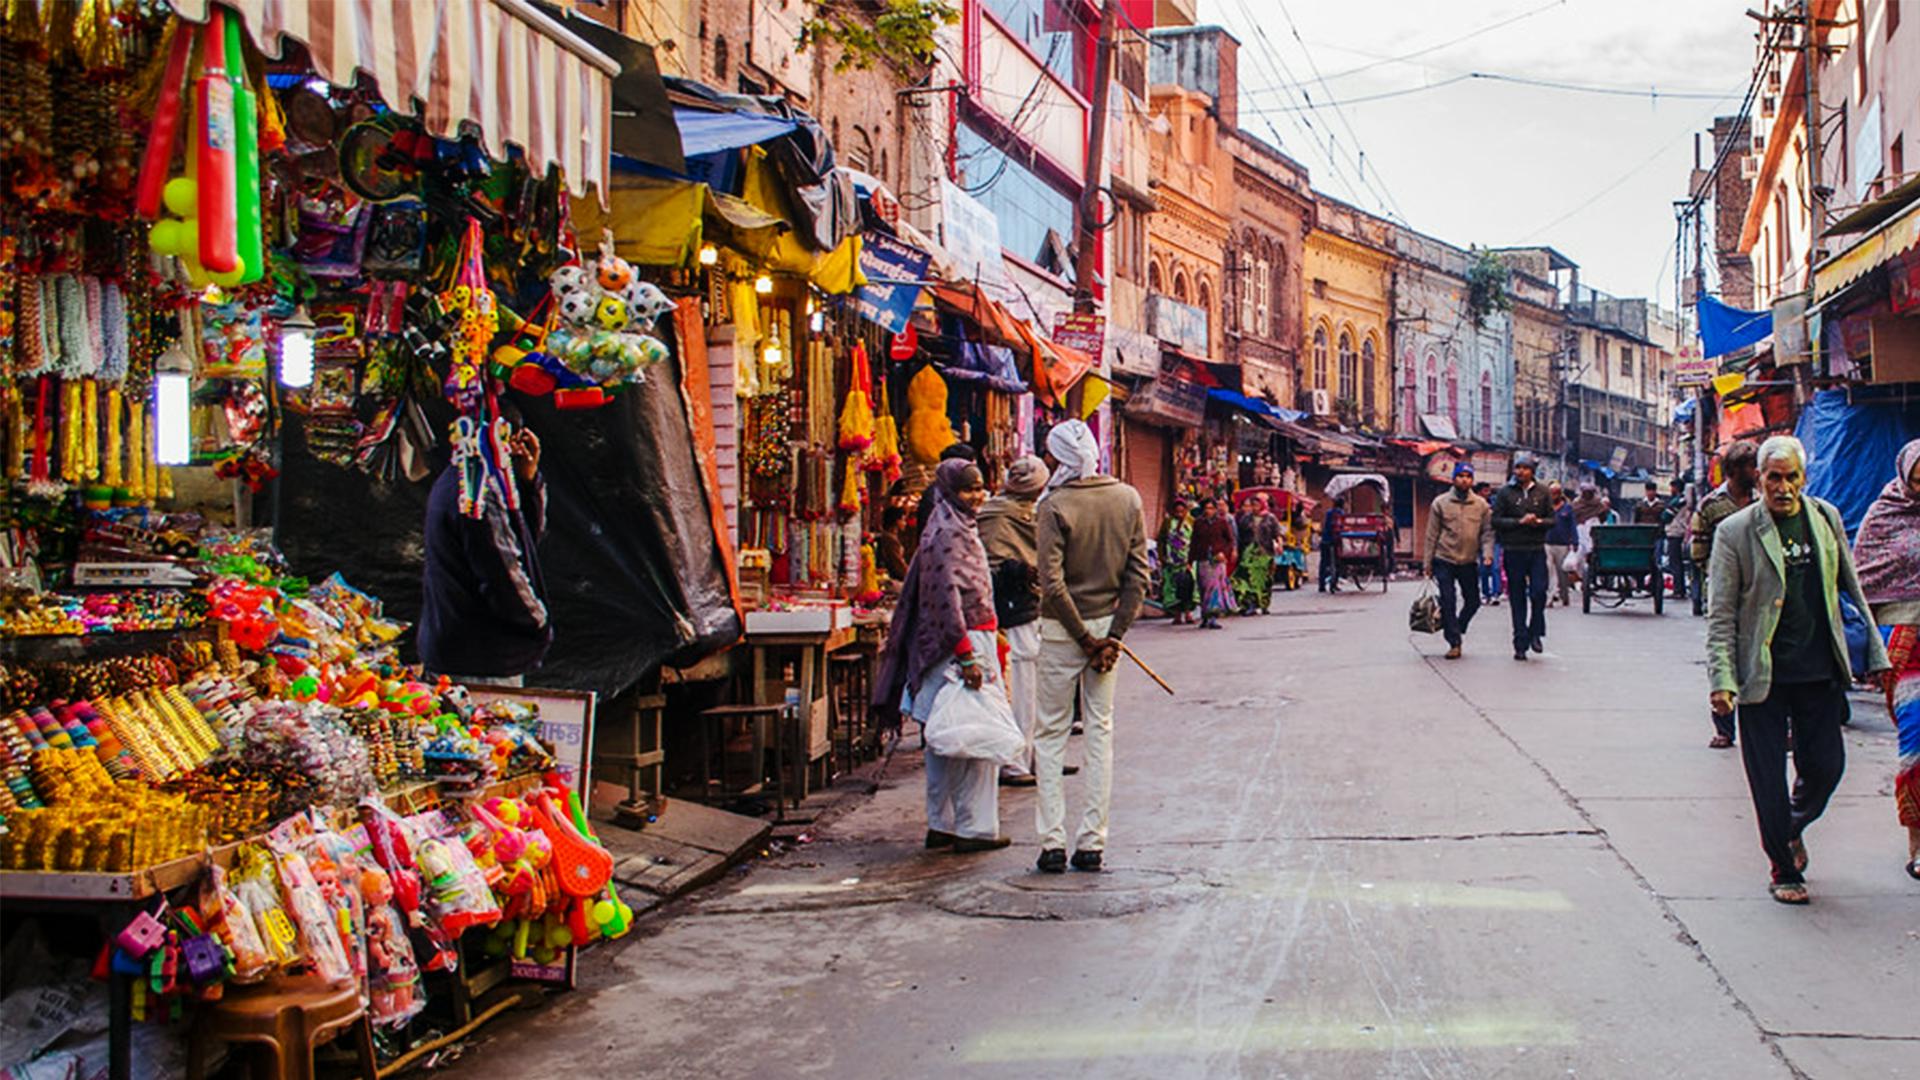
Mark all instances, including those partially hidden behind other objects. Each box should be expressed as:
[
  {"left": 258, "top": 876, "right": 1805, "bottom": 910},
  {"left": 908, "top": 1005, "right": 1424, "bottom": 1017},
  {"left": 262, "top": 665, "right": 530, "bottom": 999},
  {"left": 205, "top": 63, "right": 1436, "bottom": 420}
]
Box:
[{"left": 0, "top": 3, "right": 663, "bottom": 1075}]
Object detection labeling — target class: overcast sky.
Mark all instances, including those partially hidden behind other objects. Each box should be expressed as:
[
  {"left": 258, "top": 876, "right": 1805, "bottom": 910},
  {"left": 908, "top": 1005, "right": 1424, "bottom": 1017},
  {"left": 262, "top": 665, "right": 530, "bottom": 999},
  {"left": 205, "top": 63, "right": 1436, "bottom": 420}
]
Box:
[{"left": 1194, "top": 0, "right": 1761, "bottom": 307}]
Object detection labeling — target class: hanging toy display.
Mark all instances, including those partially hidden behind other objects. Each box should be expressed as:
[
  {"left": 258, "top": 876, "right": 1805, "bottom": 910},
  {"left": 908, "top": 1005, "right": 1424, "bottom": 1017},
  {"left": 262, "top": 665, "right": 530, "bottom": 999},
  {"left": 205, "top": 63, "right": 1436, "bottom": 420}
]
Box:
[
  {"left": 440, "top": 219, "right": 516, "bottom": 521},
  {"left": 134, "top": 9, "right": 264, "bottom": 288},
  {"left": 836, "top": 343, "right": 875, "bottom": 452},
  {"left": 523, "top": 253, "right": 672, "bottom": 408}
]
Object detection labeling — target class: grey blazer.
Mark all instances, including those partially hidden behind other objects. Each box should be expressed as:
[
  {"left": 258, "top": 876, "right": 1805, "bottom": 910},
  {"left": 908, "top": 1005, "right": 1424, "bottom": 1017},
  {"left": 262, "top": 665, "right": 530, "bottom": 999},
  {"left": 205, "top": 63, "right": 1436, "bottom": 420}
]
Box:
[{"left": 1705, "top": 496, "right": 1890, "bottom": 705}]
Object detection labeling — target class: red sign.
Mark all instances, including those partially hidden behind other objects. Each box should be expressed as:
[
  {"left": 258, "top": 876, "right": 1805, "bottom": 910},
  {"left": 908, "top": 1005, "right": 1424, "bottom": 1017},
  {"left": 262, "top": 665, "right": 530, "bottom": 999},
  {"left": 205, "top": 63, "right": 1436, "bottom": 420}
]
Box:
[
  {"left": 889, "top": 324, "right": 918, "bottom": 360},
  {"left": 1052, "top": 312, "right": 1106, "bottom": 357}
]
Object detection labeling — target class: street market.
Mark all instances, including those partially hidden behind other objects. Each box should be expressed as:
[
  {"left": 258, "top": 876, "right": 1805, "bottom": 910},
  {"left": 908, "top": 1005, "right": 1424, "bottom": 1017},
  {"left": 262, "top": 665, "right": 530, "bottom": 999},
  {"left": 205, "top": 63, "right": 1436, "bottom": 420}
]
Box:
[{"left": 1, "top": 0, "right": 1918, "bottom": 1077}]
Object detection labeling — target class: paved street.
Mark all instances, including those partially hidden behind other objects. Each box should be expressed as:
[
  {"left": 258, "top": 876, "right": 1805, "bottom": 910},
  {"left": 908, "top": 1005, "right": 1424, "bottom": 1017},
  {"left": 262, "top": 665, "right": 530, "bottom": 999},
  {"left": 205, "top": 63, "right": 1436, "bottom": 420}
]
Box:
[{"left": 447, "top": 585, "right": 1915, "bottom": 1079}]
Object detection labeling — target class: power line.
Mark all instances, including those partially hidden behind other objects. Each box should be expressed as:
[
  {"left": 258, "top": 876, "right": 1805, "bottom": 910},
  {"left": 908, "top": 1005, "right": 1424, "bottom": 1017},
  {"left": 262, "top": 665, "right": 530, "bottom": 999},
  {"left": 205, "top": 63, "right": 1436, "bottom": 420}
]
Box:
[
  {"left": 1226, "top": 0, "right": 1372, "bottom": 210},
  {"left": 1238, "top": 71, "right": 1740, "bottom": 114},
  {"left": 1269, "top": 0, "right": 1410, "bottom": 223},
  {"left": 1309, "top": 0, "right": 1571, "bottom": 82}
]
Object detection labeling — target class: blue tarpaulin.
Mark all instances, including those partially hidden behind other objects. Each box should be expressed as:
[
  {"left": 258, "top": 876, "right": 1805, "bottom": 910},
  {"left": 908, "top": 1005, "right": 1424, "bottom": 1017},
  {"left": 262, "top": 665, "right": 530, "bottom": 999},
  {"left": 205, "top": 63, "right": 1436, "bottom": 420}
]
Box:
[
  {"left": 940, "top": 343, "right": 1027, "bottom": 393},
  {"left": 672, "top": 107, "right": 800, "bottom": 157},
  {"left": 1795, "top": 388, "right": 1920, "bottom": 536},
  {"left": 1207, "top": 388, "right": 1308, "bottom": 422},
  {"left": 1673, "top": 397, "right": 1697, "bottom": 425},
  {"left": 1698, "top": 295, "right": 1773, "bottom": 358}
]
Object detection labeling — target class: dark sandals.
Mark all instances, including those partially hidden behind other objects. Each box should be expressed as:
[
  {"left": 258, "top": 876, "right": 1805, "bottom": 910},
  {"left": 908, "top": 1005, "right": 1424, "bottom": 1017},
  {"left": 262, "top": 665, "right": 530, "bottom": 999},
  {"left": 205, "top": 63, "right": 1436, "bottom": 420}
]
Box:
[{"left": 1770, "top": 881, "right": 1810, "bottom": 904}]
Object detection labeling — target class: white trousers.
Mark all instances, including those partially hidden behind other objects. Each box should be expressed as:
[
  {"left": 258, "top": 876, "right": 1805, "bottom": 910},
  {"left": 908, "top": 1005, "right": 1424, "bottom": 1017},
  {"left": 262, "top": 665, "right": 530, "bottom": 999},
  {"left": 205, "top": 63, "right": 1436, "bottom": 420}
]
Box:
[
  {"left": 1002, "top": 621, "right": 1041, "bottom": 776},
  {"left": 1034, "top": 615, "right": 1117, "bottom": 853},
  {"left": 925, "top": 752, "right": 1000, "bottom": 839}
]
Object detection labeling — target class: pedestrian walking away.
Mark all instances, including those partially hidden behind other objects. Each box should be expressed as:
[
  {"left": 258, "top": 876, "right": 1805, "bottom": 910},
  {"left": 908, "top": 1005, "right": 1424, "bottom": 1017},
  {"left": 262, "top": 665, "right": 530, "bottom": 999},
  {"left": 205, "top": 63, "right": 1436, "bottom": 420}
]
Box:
[
  {"left": 1662, "top": 477, "right": 1692, "bottom": 601},
  {"left": 1848, "top": 438, "right": 1920, "bottom": 881},
  {"left": 1425, "top": 461, "right": 1494, "bottom": 659},
  {"left": 873, "top": 460, "right": 1014, "bottom": 854},
  {"left": 1692, "top": 440, "right": 1760, "bottom": 747},
  {"left": 1706, "top": 436, "right": 1890, "bottom": 904},
  {"left": 1544, "top": 481, "right": 1577, "bottom": 607},
  {"left": 979, "top": 455, "right": 1050, "bottom": 786},
  {"left": 1191, "top": 497, "right": 1236, "bottom": 629},
  {"left": 1318, "top": 496, "right": 1347, "bottom": 593},
  {"left": 1490, "top": 452, "right": 1554, "bottom": 660},
  {"left": 1033, "top": 419, "right": 1150, "bottom": 874},
  {"left": 1473, "top": 481, "right": 1503, "bottom": 605}
]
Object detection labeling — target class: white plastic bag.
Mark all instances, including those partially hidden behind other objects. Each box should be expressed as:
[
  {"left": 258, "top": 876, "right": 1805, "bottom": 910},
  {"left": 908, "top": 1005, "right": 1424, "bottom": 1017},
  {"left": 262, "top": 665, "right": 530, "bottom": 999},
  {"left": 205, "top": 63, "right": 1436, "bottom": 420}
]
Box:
[{"left": 921, "top": 667, "right": 1025, "bottom": 764}]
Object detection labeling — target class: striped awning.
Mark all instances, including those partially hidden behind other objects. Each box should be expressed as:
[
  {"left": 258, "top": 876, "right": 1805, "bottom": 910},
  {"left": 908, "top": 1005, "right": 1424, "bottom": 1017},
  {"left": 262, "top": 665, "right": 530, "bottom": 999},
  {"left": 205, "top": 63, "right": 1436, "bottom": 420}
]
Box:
[
  {"left": 170, "top": 0, "right": 617, "bottom": 197},
  {"left": 1813, "top": 194, "right": 1920, "bottom": 302}
]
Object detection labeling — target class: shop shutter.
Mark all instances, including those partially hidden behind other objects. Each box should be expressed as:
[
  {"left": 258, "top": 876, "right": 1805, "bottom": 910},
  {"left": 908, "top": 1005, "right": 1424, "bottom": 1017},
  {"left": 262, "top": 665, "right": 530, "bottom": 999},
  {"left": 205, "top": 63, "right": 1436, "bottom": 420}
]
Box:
[{"left": 1123, "top": 419, "right": 1172, "bottom": 531}]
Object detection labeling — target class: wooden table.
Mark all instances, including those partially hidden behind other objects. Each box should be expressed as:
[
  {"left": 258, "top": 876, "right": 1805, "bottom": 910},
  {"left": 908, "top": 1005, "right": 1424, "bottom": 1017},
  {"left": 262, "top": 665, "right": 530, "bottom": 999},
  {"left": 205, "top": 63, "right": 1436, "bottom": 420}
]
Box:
[{"left": 741, "top": 624, "right": 855, "bottom": 803}]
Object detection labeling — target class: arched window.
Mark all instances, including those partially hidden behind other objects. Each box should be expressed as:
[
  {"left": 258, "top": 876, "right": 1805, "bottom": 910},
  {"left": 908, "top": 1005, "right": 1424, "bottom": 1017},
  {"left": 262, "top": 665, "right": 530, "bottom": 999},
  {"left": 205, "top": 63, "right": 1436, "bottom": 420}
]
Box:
[
  {"left": 1424, "top": 352, "right": 1439, "bottom": 414},
  {"left": 1480, "top": 370, "right": 1494, "bottom": 437},
  {"left": 1173, "top": 270, "right": 1189, "bottom": 304},
  {"left": 1236, "top": 239, "right": 1255, "bottom": 332},
  {"left": 1774, "top": 182, "right": 1790, "bottom": 284},
  {"left": 1148, "top": 260, "right": 1163, "bottom": 293},
  {"left": 714, "top": 36, "right": 730, "bottom": 82},
  {"left": 1337, "top": 331, "right": 1356, "bottom": 402},
  {"left": 1312, "top": 326, "right": 1329, "bottom": 391},
  {"left": 1360, "top": 337, "right": 1377, "bottom": 421},
  {"left": 1401, "top": 348, "right": 1417, "bottom": 430},
  {"left": 1197, "top": 278, "right": 1213, "bottom": 321},
  {"left": 1445, "top": 354, "right": 1460, "bottom": 424}
]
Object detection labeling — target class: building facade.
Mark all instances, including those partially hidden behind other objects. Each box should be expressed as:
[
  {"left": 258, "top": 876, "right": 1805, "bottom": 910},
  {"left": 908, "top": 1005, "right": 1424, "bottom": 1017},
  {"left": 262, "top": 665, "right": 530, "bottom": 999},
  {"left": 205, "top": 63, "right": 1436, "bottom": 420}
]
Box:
[
  {"left": 1388, "top": 229, "right": 1513, "bottom": 446},
  {"left": 1144, "top": 82, "right": 1231, "bottom": 365},
  {"left": 1302, "top": 199, "right": 1395, "bottom": 431},
  {"left": 1226, "top": 131, "right": 1313, "bottom": 407},
  {"left": 1497, "top": 247, "right": 1575, "bottom": 471}
]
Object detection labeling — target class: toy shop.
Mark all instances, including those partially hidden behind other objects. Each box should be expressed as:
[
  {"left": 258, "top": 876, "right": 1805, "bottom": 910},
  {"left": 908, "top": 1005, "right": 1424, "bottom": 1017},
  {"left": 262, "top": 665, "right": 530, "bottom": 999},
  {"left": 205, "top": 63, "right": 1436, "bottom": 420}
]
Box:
[{"left": 0, "top": 2, "right": 684, "bottom": 1077}]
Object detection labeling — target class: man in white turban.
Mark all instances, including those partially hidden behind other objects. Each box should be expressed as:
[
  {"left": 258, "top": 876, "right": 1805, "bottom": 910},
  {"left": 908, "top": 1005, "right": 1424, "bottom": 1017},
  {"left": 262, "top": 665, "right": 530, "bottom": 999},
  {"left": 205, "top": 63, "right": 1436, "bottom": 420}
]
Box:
[{"left": 1032, "top": 421, "right": 1149, "bottom": 873}]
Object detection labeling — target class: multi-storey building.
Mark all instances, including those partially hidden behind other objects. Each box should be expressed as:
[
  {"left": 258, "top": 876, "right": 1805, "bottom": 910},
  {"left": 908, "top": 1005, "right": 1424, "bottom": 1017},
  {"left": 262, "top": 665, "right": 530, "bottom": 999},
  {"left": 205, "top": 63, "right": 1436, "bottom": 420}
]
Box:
[
  {"left": 1496, "top": 246, "right": 1576, "bottom": 474},
  {"left": 1302, "top": 198, "right": 1395, "bottom": 431},
  {"left": 1388, "top": 229, "right": 1513, "bottom": 447}
]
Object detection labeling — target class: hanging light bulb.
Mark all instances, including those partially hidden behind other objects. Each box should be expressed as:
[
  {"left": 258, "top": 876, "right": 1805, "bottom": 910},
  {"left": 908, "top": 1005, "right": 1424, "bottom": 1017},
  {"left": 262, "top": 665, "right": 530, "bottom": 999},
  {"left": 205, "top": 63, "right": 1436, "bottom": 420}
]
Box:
[
  {"left": 698, "top": 244, "right": 719, "bottom": 267},
  {"left": 809, "top": 309, "right": 825, "bottom": 334},
  {"left": 153, "top": 342, "right": 193, "bottom": 466},
  {"left": 279, "top": 305, "right": 315, "bottom": 389},
  {"left": 754, "top": 273, "right": 774, "bottom": 295},
  {"left": 764, "top": 341, "right": 784, "bottom": 367}
]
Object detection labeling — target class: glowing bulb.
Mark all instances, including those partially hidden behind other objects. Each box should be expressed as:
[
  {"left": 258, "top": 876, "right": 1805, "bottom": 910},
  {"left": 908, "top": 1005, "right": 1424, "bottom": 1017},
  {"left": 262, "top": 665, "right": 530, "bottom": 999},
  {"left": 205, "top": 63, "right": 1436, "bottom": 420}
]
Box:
[
  {"left": 280, "top": 305, "right": 315, "bottom": 388},
  {"left": 754, "top": 274, "right": 773, "bottom": 295},
  {"left": 764, "top": 343, "right": 784, "bottom": 366},
  {"left": 698, "top": 244, "right": 719, "bottom": 267},
  {"left": 809, "top": 310, "right": 825, "bottom": 334},
  {"left": 153, "top": 343, "right": 192, "bottom": 466}
]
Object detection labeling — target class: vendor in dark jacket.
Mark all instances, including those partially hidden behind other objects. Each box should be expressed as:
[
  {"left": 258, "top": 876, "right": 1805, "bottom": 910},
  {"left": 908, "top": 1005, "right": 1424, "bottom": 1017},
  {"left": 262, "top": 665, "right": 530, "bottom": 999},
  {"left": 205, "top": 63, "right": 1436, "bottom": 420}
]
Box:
[
  {"left": 978, "top": 455, "right": 1049, "bottom": 783},
  {"left": 1490, "top": 452, "right": 1555, "bottom": 661},
  {"left": 419, "top": 423, "right": 551, "bottom": 685}
]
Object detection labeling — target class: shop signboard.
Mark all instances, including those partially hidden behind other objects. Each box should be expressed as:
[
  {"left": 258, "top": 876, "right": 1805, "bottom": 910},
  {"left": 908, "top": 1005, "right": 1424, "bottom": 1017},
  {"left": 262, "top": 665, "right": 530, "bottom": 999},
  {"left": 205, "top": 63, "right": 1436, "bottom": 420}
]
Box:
[
  {"left": 460, "top": 684, "right": 597, "bottom": 798},
  {"left": 1146, "top": 293, "right": 1208, "bottom": 355},
  {"left": 1125, "top": 374, "right": 1207, "bottom": 428},
  {"left": 1469, "top": 450, "right": 1511, "bottom": 486},
  {"left": 1053, "top": 312, "right": 1105, "bottom": 357},
  {"left": 1424, "top": 450, "right": 1465, "bottom": 483},
  {"left": 939, "top": 179, "right": 1012, "bottom": 296},
  {"left": 854, "top": 230, "right": 931, "bottom": 335},
  {"left": 1107, "top": 324, "right": 1159, "bottom": 378},
  {"left": 1673, "top": 345, "right": 1714, "bottom": 386}
]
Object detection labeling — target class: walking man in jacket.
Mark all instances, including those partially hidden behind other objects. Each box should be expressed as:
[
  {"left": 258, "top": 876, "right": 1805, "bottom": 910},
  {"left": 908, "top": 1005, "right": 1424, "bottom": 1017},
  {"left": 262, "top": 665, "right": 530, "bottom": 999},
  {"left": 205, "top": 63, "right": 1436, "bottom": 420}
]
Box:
[
  {"left": 1426, "top": 461, "right": 1494, "bottom": 659},
  {"left": 1490, "top": 452, "right": 1555, "bottom": 661},
  {"left": 1707, "top": 436, "right": 1890, "bottom": 904},
  {"left": 1033, "top": 420, "right": 1150, "bottom": 874},
  {"left": 978, "top": 455, "right": 1049, "bottom": 785}
]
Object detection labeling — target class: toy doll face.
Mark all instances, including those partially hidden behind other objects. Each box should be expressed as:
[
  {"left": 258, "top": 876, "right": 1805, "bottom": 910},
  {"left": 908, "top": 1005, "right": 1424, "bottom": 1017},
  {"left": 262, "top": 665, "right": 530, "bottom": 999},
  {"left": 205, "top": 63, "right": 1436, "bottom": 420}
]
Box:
[{"left": 593, "top": 296, "right": 629, "bottom": 331}]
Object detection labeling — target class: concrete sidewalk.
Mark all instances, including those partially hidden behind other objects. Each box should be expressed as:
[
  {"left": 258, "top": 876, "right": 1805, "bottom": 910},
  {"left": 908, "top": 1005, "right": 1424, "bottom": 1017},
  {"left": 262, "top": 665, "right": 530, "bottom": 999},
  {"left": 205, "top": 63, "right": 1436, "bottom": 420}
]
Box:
[{"left": 436, "top": 586, "right": 1915, "bottom": 1079}]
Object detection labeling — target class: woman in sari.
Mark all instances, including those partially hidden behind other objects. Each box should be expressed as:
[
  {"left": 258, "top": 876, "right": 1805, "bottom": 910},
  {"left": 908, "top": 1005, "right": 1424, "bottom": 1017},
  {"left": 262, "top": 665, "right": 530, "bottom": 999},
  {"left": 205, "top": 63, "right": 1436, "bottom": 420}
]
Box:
[
  {"left": 873, "top": 461, "right": 1011, "bottom": 854},
  {"left": 1191, "top": 497, "right": 1237, "bottom": 630},
  {"left": 1850, "top": 438, "right": 1920, "bottom": 881},
  {"left": 1233, "top": 495, "right": 1283, "bottom": 614},
  {"left": 1156, "top": 500, "right": 1196, "bottom": 624}
]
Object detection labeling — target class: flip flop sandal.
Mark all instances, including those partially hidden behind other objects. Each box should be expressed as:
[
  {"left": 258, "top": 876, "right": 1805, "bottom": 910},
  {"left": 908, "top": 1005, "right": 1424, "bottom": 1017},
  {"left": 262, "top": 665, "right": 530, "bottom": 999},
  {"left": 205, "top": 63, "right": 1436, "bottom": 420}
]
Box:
[
  {"left": 1770, "top": 881, "right": 1810, "bottom": 905},
  {"left": 1907, "top": 855, "right": 1920, "bottom": 882},
  {"left": 1708, "top": 735, "right": 1734, "bottom": 749},
  {"left": 1790, "top": 838, "right": 1809, "bottom": 874}
]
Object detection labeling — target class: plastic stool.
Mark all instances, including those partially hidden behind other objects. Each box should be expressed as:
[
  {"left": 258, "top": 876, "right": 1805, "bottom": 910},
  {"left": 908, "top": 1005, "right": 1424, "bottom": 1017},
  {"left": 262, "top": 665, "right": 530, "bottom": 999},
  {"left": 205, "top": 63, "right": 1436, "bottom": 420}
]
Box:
[{"left": 186, "top": 972, "right": 379, "bottom": 1080}]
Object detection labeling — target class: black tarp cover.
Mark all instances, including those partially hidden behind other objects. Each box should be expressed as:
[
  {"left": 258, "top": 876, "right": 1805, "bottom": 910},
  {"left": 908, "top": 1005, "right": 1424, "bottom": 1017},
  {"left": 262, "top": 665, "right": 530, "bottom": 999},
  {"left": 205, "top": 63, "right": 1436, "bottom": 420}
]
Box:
[{"left": 274, "top": 332, "right": 740, "bottom": 699}]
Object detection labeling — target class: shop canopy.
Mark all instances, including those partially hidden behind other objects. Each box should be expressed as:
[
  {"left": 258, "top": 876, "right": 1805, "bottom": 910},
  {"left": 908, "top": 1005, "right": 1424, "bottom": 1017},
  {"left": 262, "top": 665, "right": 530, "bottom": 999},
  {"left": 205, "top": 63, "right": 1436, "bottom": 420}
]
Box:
[
  {"left": 672, "top": 106, "right": 801, "bottom": 159},
  {"left": 172, "top": 0, "right": 619, "bottom": 196},
  {"left": 1813, "top": 190, "right": 1920, "bottom": 303},
  {"left": 1207, "top": 388, "right": 1307, "bottom": 423}
]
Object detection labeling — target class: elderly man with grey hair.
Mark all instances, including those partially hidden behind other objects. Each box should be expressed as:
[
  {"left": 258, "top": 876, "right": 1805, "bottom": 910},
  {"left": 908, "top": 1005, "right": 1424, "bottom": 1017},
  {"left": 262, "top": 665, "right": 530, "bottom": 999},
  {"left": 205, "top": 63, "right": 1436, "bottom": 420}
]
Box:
[{"left": 1707, "top": 435, "right": 1890, "bottom": 905}]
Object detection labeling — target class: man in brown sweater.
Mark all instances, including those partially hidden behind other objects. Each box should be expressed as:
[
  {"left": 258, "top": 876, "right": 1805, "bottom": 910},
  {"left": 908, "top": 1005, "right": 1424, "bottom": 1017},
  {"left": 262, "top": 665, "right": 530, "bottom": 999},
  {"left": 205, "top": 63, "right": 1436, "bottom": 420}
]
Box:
[
  {"left": 1424, "top": 461, "right": 1494, "bottom": 658},
  {"left": 1033, "top": 420, "right": 1150, "bottom": 874}
]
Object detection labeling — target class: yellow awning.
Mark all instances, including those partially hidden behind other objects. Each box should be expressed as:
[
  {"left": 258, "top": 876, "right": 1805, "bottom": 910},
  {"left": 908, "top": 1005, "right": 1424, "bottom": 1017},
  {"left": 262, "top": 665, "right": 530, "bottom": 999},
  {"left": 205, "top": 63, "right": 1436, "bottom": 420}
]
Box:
[{"left": 1813, "top": 195, "right": 1920, "bottom": 301}]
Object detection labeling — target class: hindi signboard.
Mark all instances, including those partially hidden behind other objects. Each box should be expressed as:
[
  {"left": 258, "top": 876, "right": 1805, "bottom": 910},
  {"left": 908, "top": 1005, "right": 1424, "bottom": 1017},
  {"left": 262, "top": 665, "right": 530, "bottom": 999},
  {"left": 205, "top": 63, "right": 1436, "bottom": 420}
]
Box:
[
  {"left": 1673, "top": 344, "right": 1715, "bottom": 386},
  {"left": 1146, "top": 293, "right": 1208, "bottom": 355},
  {"left": 854, "top": 230, "right": 931, "bottom": 335},
  {"left": 939, "top": 179, "right": 1011, "bottom": 296}
]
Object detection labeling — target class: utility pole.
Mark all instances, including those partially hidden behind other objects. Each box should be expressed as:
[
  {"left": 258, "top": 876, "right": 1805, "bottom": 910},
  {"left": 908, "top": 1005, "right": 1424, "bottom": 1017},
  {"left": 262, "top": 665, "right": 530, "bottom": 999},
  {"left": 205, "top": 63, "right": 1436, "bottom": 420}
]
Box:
[
  {"left": 1691, "top": 135, "right": 1708, "bottom": 494},
  {"left": 1796, "top": 0, "right": 1823, "bottom": 401},
  {"left": 1074, "top": 0, "right": 1117, "bottom": 315}
]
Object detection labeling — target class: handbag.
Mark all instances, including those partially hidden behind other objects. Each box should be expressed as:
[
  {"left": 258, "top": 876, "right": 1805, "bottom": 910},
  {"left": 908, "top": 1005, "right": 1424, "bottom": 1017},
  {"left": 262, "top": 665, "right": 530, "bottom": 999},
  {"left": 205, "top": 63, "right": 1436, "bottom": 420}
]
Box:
[{"left": 1409, "top": 585, "right": 1443, "bottom": 634}]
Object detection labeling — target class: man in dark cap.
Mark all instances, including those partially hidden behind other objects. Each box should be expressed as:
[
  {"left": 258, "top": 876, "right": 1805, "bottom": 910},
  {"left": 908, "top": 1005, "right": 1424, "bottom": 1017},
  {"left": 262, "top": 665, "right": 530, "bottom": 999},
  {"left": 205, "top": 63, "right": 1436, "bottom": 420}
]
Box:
[
  {"left": 1425, "top": 460, "right": 1494, "bottom": 659},
  {"left": 1490, "top": 451, "right": 1555, "bottom": 660}
]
